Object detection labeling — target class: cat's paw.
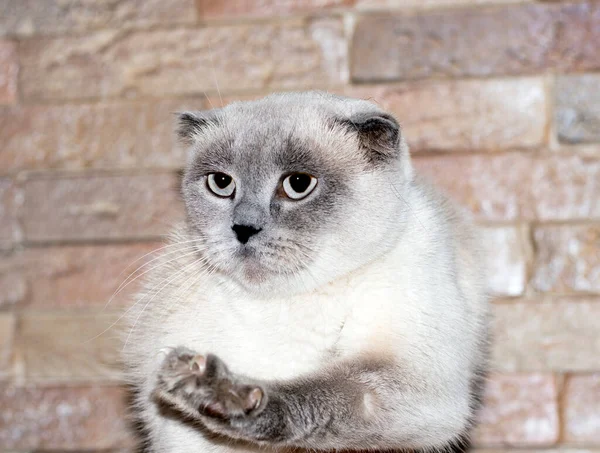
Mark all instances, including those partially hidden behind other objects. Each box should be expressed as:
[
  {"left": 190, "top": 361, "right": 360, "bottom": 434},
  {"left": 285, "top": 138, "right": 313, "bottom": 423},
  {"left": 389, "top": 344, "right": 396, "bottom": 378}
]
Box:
[{"left": 155, "top": 347, "right": 264, "bottom": 420}]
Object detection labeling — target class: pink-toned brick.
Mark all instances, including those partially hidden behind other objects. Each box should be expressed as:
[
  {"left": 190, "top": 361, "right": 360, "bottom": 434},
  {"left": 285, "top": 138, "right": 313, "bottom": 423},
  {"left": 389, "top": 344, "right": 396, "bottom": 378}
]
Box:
[
  {"left": 0, "top": 178, "right": 19, "bottom": 248},
  {"left": 19, "top": 19, "right": 347, "bottom": 101},
  {"left": 0, "top": 385, "right": 133, "bottom": 450},
  {"left": 564, "top": 374, "right": 600, "bottom": 444},
  {"left": 481, "top": 226, "right": 530, "bottom": 297},
  {"left": 0, "top": 313, "right": 15, "bottom": 380},
  {"left": 22, "top": 173, "right": 183, "bottom": 242},
  {"left": 556, "top": 74, "right": 600, "bottom": 145},
  {"left": 197, "top": 0, "right": 355, "bottom": 18},
  {"left": 0, "top": 0, "right": 196, "bottom": 36},
  {"left": 0, "top": 40, "right": 18, "bottom": 104},
  {"left": 356, "top": 0, "right": 523, "bottom": 8},
  {"left": 492, "top": 300, "right": 600, "bottom": 372},
  {"left": 345, "top": 78, "right": 546, "bottom": 151},
  {"left": 0, "top": 251, "right": 26, "bottom": 308},
  {"left": 414, "top": 153, "right": 600, "bottom": 222},
  {"left": 0, "top": 100, "right": 204, "bottom": 171},
  {"left": 532, "top": 225, "right": 600, "bottom": 294},
  {"left": 18, "top": 243, "right": 162, "bottom": 308},
  {"left": 18, "top": 312, "right": 123, "bottom": 381},
  {"left": 352, "top": 2, "right": 600, "bottom": 82},
  {"left": 474, "top": 374, "right": 559, "bottom": 447}
]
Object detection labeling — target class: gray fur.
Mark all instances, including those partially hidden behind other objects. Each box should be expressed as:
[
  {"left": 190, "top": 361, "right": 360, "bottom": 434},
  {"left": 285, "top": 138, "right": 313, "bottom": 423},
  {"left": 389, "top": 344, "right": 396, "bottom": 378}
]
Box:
[{"left": 123, "top": 91, "right": 490, "bottom": 453}]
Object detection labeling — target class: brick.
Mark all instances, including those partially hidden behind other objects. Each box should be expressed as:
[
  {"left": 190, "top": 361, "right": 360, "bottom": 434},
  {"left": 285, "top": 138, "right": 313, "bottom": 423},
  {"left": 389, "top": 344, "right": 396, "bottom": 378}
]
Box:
[
  {"left": 492, "top": 300, "right": 600, "bottom": 372},
  {"left": 346, "top": 78, "right": 546, "bottom": 151},
  {"left": 22, "top": 173, "right": 183, "bottom": 242},
  {"left": 18, "top": 243, "right": 162, "bottom": 308},
  {"left": 356, "top": 0, "right": 523, "bottom": 7},
  {"left": 473, "top": 374, "right": 559, "bottom": 446},
  {"left": 197, "top": 0, "right": 354, "bottom": 19},
  {"left": 0, "top": 252, "right": 26, "bottom": 308},
  {"left": 532, "top": 225, "right": 600, "bottom": 294},
  {"left": 556, "top": 74, "right": 600, "bottom": 145},
  {"left": 0, "top": 99, "right": 204, "bottom": 171},
  {"left": 351, "top": 2, "right": 600, "bottom": 82},
  {"left": 414, "top": 153, "right": 600, "bottom": 222},
  {"left": 0, "top": 40, "right": 17, "bottom": 104},
  {"left": 530, "top": 154, "right": 600, "bottom": 221},
  {"left": 18, "top": 312, "right": 123, "bottom": 381},
  {"left": 0, "top": 178, "right": 19, "bottom": 247},
  {"left": 481, "top": 226, "right": 529, "bottom": 297},
  {"left": 564, "top": 374, "right": 600, "bottom": 444},
  {"left": 0, "top": 385, "right": 133, "bottom": 450},
  {"left": 0, "top": 0, "right": 196, "bottom": 36},
  {"left": 0, "top": 313, "right": 15, "bottom": 380},
  {"left": 19, "top": 19, "right": 347, "bottom": 102}
]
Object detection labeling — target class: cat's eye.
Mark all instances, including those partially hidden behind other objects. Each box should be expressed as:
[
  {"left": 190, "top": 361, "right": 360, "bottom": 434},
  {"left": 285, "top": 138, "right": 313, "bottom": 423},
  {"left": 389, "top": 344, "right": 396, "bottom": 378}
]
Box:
[
  {"left": 282, "top": 173, "right": 318, "bottom": 200},
  {"left": 207, "top": 172, "right": 236, "bottom": 198}
]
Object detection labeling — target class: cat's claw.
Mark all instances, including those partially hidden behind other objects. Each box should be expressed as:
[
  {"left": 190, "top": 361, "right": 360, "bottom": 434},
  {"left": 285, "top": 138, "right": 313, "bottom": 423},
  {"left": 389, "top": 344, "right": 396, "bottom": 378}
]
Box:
[{"left": 155, "top": 347, "right": 264, "bottom": 420}]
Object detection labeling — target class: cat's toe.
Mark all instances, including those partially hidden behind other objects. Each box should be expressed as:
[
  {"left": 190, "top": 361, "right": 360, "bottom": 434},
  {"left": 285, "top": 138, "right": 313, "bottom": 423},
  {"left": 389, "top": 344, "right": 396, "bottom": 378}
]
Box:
[
  {"left": 201, "top": 382, "right": 264, "bottom": 419},
  {"left": 157, "top": 346, "right": 206, "bottom": 392}
]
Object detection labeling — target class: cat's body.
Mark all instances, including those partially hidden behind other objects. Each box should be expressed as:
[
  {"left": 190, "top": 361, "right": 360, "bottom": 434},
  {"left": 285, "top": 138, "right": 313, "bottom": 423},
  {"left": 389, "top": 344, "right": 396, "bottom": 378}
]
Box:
[{"left": 124, "top": 92, "right": 489, "bottom": 453}]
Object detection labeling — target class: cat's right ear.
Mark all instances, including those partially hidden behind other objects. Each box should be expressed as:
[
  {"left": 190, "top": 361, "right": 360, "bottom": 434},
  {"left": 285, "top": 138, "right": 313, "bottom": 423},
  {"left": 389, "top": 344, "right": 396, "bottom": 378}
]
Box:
[{"left": 176, "top": 110, "right": 221, "bottom": 146}]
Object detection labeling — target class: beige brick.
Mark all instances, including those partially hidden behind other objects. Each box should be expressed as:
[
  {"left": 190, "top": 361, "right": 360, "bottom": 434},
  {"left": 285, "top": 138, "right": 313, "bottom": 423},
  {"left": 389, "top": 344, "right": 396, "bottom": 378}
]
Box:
[
  {"left": 351, "top": 3, "right": 600, "bottom": 82},
  {"left": 0, "top": 0, "right": 196, "bottom": 36},
  {"left": 556, "top": 74, "right": 600, "bottom": 145},
  {"left": 492, "top": 300, "right": 600, "bottom": 372},
  {"left": 20, "top": 19, "right": 347, "bottom": 102},
  {"left": 0, "top": 100, "right": 204, "bottom": 171},
  {"left": 197, "top": 0, "right": 354, "bottom": 18},
  {"left": 474, "top": 374, "right": 559, "bottom": 446},
  {"left": 356, "top": 0, "right": 524, "bottom": 7},
  {"left": 0, "top": 40, "right": 17, "bottom": 104},
  {"left": 19, "top": 243, "right": 162, "bottom": 308},
  {"left": 346, "top": 78, "right": 546, "bottom": 151},
  {"left": 0, "top": 313, "right": 15, "bottom": 380},
  {"left": 0, "top": 252, "right": 26, "bottom": 309},
  {"left": 18, "top": 312, "right": 123, "bottom": 381},
  {"left": 0, "top": 178, "right": 19, "bottom": 247},
  {"left": 414, "top": 153, "right": 600, "bottom": 222},
  {"left": 0, "top": 385, "right": 133, "bottom": 450},
  {"left": 481, "top": 226, "right": 529, "bottom": 297},
  {"left": 564, "top": 374, "right": 600, "bottom": 444},
  {"left": 530, "top": 154, "right": 600, "bottom": 221},
  {"left": 22, "top": 173, "right": 183, "bottom": 242},
  {"left": 532, "top": 225, "right": 600, "bottom": 294}
]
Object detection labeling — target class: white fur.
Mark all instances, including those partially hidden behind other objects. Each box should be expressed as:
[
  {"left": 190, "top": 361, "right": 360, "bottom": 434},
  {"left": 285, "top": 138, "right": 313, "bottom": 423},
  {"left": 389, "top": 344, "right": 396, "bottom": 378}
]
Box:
[{"left": 123, "top": 92, "right": 488, "bottom": 453}]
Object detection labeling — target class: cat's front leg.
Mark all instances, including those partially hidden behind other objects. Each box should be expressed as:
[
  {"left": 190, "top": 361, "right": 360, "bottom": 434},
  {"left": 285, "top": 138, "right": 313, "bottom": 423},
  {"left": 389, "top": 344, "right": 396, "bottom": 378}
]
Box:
[{"left": 155, "top": 347, "right": 474, "bottom": 451}]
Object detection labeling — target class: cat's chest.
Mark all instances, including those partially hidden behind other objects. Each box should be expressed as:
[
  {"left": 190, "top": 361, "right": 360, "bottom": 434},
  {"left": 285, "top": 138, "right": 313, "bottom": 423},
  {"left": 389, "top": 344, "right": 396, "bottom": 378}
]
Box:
[{"left": 163, "top": 289, "right": 351, "bottom": 380}]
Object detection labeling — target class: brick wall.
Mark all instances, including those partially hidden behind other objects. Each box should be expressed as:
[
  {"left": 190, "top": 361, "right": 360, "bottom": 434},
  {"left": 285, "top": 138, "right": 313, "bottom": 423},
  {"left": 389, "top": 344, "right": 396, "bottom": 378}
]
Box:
[{"left": 0, "top": 0, "right": 599, "bottom": 451}]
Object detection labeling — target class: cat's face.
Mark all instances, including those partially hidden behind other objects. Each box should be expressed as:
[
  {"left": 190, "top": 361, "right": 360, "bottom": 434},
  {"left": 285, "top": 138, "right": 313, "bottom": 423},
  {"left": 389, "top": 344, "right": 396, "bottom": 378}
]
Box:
[{"left": 180, "top": 92, "right": 413, "bottom": 296}]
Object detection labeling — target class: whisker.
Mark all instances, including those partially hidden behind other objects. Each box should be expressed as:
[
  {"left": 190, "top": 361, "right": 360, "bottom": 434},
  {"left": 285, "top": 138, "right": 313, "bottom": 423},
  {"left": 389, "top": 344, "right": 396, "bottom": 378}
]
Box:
[
  {"left": 123, "top": 255, "right": 209, "bottom": 351},
  {"left": 103, "top": 246, "right": 202, "bottom": 311}
]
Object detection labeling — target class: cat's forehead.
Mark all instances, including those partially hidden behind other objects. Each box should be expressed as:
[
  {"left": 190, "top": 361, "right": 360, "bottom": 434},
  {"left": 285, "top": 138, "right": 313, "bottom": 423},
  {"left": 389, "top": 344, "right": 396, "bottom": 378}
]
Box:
[{"left": 200, "top": 93, "right": 376, "bottom": 171}]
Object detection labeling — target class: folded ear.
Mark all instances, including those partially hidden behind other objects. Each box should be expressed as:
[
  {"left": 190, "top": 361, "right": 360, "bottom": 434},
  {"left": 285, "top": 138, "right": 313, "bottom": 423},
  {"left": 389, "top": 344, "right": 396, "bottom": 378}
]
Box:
[
  {"left": 176, "top": 110, "right": 221, "bottom": 145},
  {"left": 340, "top": 111, "right": 401, "bottom": 164}
]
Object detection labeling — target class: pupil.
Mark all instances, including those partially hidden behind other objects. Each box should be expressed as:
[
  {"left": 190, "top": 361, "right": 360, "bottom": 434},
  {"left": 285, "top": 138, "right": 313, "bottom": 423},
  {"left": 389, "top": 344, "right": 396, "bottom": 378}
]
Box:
[
  {"left": 290, "top": 173, "right": 311, "bottom": 193},
  {"left": 215, "top": 173, "right": 231, "bottom": 189}
]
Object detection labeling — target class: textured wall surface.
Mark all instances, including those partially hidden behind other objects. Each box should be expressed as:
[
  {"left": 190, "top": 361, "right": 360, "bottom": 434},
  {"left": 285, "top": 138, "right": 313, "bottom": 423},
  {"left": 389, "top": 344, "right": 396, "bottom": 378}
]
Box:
[{"left": 0, "top": 0, "right": 599, "bottom": 451}]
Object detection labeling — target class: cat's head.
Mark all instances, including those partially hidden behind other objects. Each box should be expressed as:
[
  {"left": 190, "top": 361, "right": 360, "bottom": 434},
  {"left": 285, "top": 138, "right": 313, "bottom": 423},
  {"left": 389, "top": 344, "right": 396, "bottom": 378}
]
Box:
[{"left": 179, "top": 91, "right": 414, "bottom": 297}]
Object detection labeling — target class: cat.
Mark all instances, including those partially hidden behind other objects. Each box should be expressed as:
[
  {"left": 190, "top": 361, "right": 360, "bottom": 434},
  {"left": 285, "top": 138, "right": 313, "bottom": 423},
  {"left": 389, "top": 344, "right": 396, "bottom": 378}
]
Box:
[{"left": 123, "top": 91, "right": 490, "bottom": 453}]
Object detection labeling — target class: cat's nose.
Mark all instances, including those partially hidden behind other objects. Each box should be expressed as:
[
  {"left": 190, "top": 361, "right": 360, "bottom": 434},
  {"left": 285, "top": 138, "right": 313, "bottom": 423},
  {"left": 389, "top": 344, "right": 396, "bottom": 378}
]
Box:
[{"left": 232, "top": 224, "right": 262, "bottom": 244}]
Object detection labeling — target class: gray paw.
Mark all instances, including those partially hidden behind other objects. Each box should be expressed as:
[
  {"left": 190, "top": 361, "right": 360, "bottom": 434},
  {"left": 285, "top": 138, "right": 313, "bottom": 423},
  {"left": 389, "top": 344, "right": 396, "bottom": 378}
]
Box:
[{"left": 156, "top": 347, "right": 264, "bottom": 420}]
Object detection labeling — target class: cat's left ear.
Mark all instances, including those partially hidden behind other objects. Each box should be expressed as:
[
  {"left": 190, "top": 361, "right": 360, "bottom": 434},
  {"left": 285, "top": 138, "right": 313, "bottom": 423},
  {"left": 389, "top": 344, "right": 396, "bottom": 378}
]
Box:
[
  {"left": 176, "top": 109, "right": 222, "bottom": 146},
  {"left": 341, "top": 111, "right": 401, "bottom": 164}
]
